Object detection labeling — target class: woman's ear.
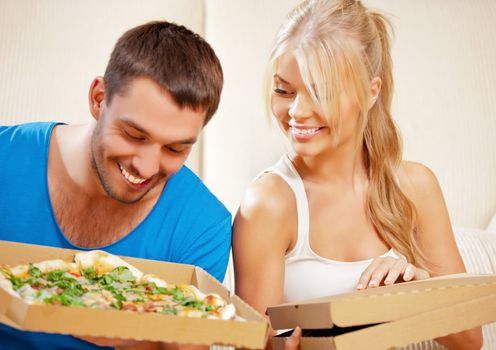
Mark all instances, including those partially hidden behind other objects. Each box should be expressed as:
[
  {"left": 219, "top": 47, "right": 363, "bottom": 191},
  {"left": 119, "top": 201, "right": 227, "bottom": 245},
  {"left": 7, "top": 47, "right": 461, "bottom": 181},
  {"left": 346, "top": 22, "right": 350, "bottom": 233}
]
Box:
[
  {"left": 368, "top": 77, "right": 382, "bottom": 110},
  {"left": 88, "top": 77, "right": 106, "bottom": 120}
]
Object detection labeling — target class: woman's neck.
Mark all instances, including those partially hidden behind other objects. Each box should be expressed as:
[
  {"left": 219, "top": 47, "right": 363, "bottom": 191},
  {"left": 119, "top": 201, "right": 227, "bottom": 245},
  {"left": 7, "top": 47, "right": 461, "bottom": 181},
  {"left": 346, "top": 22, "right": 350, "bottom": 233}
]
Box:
[{"left": 292, "top": 137, "right": 368, "bottom": 188}]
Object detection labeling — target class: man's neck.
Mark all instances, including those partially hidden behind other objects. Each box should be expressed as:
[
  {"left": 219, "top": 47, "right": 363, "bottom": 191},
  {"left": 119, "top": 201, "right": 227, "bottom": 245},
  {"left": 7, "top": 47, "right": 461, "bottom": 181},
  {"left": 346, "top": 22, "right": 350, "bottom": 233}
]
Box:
[
  {"left": 51, "top": 123, "right": 103, "bottom": 198},
  {"left": 46, "top": 123, "right": 161, "bottom": 248}
]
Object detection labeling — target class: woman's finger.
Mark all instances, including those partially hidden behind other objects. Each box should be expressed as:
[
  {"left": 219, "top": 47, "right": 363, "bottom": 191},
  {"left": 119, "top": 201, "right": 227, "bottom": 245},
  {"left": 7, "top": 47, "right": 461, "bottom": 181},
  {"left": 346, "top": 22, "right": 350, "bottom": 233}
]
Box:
[
  {"left": 284, "top": 326, "right": 302, "bottom": 350},
  {"left": 416, "top": 268, "right": 430, "bottom": 280},
  {"left": 367, "top": 257, "right": 397, "bottom": 287},
  {"left": 402, "top": 263, "right": 417, "bottom": 281},
  {"left": 384, "top": 258, "right": 407, "bottom": 285},
  {"left": 357, "top": 257, "right": 384, "bottom": 289}
]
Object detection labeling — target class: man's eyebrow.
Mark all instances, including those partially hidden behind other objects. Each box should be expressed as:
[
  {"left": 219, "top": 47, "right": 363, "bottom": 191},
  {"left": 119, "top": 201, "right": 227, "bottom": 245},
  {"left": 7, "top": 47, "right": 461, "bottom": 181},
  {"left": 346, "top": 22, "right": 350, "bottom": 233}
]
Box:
[
  {"left": 120, "top": 117, "right": 197, "bottom": 145},
  {"left": 175, "top": 137, "right": 197, "bottom": 145},
  {"left": 121, "top": 118, "right": 150, "bottom": 136}
]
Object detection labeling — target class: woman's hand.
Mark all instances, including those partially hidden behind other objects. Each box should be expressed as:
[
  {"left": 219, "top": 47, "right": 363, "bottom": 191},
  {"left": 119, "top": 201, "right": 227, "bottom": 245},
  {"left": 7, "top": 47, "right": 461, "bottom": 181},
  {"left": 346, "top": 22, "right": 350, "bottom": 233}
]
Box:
[
  {"left": 357, "top": 256, "right": 430, "bottom": 290},
  {"left": 284, "top": 327, "right": 302, "bottom": 350}
]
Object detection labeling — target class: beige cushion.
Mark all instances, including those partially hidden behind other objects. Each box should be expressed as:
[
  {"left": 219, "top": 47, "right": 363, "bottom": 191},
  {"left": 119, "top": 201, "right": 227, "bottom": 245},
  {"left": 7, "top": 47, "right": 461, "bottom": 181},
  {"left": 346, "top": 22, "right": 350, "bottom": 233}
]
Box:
[{"left": 455, "top": 228, "right": 496, "bottom": 349}]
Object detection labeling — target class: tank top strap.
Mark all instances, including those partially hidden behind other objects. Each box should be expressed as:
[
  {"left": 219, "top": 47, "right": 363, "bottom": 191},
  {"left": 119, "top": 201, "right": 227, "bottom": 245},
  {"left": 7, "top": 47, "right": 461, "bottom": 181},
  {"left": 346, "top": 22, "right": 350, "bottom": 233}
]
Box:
[{"left": 257, "top": 155, "right": 311, "bottom": 257}]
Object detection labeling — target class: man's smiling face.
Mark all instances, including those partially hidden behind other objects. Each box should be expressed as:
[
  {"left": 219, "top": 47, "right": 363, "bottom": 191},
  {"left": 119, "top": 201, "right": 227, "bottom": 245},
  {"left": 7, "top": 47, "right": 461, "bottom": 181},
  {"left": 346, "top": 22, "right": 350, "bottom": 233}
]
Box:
[{"left": 90, "top": 77, "right": 206, "bottom": 204}]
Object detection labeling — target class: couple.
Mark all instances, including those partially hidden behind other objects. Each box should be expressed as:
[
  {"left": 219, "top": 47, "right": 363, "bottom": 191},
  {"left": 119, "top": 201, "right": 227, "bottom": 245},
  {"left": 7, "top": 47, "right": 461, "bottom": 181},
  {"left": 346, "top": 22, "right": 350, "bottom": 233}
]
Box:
[{"left": 0, "top": 1, "right": 482, "bottom": 349}]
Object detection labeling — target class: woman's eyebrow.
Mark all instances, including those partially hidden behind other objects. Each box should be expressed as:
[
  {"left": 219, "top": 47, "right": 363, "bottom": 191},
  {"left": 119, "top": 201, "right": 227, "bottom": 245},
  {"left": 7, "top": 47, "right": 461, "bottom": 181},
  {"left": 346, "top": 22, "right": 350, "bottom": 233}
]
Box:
[{"left": 273, "top": 74, "right": 290, "bottom": 84}]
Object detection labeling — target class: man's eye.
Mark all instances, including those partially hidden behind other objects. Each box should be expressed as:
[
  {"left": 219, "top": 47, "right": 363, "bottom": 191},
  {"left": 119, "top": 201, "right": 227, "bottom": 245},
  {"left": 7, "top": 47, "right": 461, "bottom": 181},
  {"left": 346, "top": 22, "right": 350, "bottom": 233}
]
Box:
[
  {"left": 167, "top": 147, "right": 181, "bottom": 153},
  {"left": 124, "top": 129, "right": 145, "bottom": 141},
  {"left": 165, "top": 146, "right": 186, "bottom": 154}
]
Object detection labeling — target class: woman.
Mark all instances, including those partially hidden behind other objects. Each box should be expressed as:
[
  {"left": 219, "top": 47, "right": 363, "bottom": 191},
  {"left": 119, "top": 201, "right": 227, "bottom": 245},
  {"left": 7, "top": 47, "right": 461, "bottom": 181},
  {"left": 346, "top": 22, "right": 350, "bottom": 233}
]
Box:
[{"left": 232, "top": 0, "right": 482, "bottom": 349}]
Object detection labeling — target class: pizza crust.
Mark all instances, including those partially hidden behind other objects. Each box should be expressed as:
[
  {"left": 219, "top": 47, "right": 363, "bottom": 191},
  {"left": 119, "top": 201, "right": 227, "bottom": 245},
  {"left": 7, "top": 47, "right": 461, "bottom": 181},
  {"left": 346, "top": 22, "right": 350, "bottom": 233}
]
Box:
[
  {"left": 0, "top": 266, "right": 15, "bottom": 296},
  {"left": 74, "top": 250, "right": 143, "bottom": 280}
]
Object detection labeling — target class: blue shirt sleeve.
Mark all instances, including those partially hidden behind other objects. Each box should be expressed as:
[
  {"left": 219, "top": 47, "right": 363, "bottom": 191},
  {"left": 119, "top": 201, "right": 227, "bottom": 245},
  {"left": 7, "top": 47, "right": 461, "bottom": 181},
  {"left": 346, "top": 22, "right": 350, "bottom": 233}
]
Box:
[{"left": 172, "top": 215, "right": 232, "bottom": 282}]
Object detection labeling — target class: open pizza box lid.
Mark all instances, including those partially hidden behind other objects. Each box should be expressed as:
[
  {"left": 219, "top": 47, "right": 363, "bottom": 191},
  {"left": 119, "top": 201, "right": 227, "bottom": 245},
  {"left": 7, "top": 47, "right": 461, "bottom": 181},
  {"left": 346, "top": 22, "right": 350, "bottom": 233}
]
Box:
[
  {"left": 0, "top": 240, "right": 269, "bottom": 349},
  {"left": 267, "top": 273, "right": 496, "bottom": 350}
]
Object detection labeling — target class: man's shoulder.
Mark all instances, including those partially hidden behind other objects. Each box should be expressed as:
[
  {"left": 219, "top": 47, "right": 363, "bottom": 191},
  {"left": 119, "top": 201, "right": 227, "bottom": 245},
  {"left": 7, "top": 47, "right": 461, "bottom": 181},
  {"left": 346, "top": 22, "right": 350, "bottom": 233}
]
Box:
[
  {"left": 164, "top": 165, "right": 231, "bottom": 219},
  {"left": 0, "top": 121, "right": 59, "bottom": 142}
]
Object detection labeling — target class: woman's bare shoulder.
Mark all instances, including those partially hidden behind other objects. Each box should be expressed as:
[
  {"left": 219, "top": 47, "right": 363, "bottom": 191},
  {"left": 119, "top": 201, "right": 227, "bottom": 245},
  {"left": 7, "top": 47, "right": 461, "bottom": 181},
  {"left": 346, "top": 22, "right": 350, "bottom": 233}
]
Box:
[
  {"left": 234, "top": 171, "right": 298, "bottom": 255},
  {"left": 397, "top": 160, "right": 442, "bottom": 204},
  {"left": 237, "top": 172, "right": 297, "bottom": 220}
]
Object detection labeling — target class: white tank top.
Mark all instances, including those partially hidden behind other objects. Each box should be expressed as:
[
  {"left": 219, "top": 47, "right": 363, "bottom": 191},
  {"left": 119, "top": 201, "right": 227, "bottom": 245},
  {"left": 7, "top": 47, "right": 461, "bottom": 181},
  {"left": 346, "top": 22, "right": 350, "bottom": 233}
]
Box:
[{"left": 262, "top": 155, "right": 401, "bottom": 303}]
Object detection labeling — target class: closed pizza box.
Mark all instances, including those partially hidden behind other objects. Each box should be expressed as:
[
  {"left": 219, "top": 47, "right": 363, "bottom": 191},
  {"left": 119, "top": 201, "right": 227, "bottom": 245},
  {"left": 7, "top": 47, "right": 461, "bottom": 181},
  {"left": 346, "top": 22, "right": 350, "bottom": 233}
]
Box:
[
  {"left": 0, "top": 240, "right": 269, "bottom": 349},
  {"left": 267, "top": 273, "right": 496, "bottom": 350}
]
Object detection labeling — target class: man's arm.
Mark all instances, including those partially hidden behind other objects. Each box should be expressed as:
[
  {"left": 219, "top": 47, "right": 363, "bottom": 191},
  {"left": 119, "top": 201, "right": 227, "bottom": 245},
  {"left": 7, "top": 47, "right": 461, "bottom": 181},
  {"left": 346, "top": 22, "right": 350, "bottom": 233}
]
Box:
[{"left": 172, "top": 215, "right": 232, "bottom": 282}]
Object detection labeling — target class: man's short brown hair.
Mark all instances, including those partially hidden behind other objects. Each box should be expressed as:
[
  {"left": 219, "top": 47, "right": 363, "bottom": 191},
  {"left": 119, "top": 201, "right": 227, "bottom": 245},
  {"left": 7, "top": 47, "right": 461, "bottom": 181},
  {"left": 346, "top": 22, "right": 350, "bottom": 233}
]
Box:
[{"left": 104, "top": 21, "right": 223, "bottom": 124}]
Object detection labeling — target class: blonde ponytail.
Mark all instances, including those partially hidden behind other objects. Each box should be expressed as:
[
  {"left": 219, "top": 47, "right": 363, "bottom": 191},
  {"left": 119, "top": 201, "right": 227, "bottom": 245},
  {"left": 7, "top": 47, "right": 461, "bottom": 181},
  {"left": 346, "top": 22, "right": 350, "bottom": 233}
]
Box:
[{"left": 363, "top": 11, "right": 428, "bottom": 268}]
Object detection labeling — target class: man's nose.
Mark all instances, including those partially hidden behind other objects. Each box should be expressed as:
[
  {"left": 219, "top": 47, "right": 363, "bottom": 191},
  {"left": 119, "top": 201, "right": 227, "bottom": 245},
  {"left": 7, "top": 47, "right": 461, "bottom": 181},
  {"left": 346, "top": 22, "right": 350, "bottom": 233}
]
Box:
[{"left": 132, "top": 144, "right": 162, "bottom": 179}]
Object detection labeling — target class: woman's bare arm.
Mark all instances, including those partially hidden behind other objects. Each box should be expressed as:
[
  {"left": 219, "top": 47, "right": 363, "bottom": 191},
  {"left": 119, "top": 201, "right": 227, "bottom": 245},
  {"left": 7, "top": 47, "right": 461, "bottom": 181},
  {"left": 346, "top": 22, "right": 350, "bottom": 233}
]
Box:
[
  {"left": 400, "top": 161, "right": 482, "bottom": 350},
  {"left": 233, "top": 174, "right": 297, "bottom": 347}
]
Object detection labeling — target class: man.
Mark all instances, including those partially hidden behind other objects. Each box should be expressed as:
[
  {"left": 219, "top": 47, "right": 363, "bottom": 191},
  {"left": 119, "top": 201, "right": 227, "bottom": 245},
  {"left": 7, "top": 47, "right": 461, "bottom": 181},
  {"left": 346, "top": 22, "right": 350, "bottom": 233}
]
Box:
[{"left": 0, "top": 21, "right": 230, "bottom": 349}]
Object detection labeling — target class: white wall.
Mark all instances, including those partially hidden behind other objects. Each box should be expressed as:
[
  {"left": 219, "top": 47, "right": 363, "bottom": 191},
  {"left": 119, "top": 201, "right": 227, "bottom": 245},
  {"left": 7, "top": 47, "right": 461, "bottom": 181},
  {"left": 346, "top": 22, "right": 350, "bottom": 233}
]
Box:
[
  {"left": 0, "top": 0, "right": 205, "bottom": 173},
  {"left": 204, "top": 0, "right": 496, "bottom": 229},
  {"left": 1, "top": 1, "right": 495, "bottom": 228},
  {"left": 204, "top": 0, "right": 300, "bottom": 214},
  {"left": 370, "top": 0, "right": 496, "bottom": 229}
]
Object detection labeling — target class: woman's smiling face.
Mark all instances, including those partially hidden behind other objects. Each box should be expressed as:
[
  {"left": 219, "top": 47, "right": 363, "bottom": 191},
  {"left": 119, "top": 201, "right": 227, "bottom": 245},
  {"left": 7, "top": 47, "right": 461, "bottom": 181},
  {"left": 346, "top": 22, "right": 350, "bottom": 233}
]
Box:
[{"left": 270, "top": 52, "right": 362, "bottom": 158}]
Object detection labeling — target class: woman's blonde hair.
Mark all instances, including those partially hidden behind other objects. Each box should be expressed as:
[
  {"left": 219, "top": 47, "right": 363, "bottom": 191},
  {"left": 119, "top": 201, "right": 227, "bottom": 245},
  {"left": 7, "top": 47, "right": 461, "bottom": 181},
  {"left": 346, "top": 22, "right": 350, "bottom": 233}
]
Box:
[{"left": 267, "top": 0, "right": 428, "bottom": 268}]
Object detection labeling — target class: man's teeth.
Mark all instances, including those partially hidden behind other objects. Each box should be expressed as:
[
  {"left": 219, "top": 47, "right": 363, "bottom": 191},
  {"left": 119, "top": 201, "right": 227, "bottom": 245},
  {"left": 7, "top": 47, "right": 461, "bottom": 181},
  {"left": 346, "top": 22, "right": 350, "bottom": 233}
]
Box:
[
  {"left": 290, "top": 126, "right": 321, "bottom": 136},
  {"left": 119, "top": 165, "right": 147, "bottom": 185}
]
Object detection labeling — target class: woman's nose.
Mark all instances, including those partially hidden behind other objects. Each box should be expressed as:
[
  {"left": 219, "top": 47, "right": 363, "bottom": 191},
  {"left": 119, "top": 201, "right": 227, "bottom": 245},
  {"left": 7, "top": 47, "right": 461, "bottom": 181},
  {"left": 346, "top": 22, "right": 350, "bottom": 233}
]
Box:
[{"left": 288, "top": 93, "right": 314, "bottom": 120}]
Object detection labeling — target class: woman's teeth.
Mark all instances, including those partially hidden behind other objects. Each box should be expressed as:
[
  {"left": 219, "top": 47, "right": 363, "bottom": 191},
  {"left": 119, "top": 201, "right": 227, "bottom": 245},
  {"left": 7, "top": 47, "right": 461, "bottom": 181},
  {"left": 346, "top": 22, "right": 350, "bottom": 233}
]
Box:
[
  {"left": 119, "top": 164, "right": 147, "bottom": 184},
  {"left": 290, "top": 126, "right": 321, "bottom": 136}
]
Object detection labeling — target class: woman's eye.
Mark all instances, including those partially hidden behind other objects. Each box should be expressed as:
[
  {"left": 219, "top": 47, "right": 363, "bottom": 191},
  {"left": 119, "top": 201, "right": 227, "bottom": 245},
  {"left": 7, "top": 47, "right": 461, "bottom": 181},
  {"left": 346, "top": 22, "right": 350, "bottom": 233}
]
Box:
[{"left": 273, "top": 87, "right": 294, "bottom": 97}]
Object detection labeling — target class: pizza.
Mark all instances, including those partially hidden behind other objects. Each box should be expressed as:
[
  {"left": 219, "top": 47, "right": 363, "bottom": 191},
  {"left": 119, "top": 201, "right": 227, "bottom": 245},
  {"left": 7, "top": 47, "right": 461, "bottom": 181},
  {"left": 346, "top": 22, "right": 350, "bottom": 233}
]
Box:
[{"left": 0, "top": 250, "right": 237, "bottom": 320}]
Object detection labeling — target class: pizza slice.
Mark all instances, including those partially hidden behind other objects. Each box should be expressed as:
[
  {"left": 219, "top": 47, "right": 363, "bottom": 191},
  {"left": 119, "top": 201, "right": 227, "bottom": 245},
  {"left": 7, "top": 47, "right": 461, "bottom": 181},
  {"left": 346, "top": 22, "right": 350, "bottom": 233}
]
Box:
[
  {"left": 1, "top": 260, "right": 84, "bottom": 306},
  {"left": 0, "top": 251, "right": 240, "bottom": 321}
]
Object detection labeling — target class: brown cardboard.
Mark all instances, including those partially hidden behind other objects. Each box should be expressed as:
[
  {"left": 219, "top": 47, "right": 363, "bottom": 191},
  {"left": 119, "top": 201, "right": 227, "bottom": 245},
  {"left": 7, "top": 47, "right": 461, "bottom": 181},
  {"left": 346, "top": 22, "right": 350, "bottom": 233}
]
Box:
[
  {"left": 268, "top": 273, "right": 496, "bottom": 350},
  {"left": 0, "top": 240, "right": 268, "bottom": 349}
]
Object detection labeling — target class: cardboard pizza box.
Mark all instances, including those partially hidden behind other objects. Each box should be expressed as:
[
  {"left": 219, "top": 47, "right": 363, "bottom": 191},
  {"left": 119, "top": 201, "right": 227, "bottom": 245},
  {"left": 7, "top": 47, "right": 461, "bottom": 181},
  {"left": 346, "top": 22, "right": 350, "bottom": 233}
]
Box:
[
  {"left": 267, "top": 273, "right": 496, "bottom": 350},
  {"left": 0, "top": 240, "right": 269, "bottom": 349}
]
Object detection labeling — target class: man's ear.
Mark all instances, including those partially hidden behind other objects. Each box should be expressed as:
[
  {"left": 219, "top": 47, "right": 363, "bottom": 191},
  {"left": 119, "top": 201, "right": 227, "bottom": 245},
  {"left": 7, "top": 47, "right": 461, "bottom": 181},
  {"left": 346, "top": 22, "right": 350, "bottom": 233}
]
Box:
[
  {"left": 368, "top": 77, "right": 382, "bottom": 110},
  {"left": 88, "top": 77, "right": 106, "bottom": 120}
]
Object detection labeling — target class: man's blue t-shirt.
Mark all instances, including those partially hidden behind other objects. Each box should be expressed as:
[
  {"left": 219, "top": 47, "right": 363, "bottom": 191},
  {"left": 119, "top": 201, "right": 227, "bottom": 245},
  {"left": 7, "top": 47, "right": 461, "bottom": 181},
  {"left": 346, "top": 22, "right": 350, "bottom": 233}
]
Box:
[{"left": 0, "top": 122, "right": 232, "bottom": 350}]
